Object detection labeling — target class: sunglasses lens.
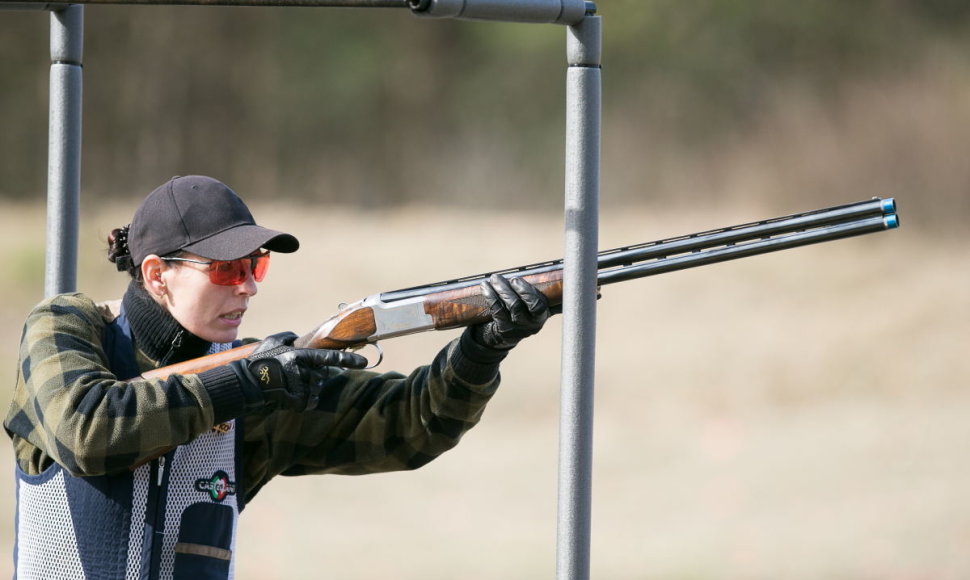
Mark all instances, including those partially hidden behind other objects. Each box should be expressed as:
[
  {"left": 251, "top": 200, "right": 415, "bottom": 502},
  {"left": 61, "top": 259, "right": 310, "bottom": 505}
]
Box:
[
  {"left": 207, "top": 252, "right": 270, "bottom": 286},
  {"left": 252, "top": 253, "right": 270, "bottom": 282},
  {"left": 209, "top": 260, "right": 246, "bottom": 286}
]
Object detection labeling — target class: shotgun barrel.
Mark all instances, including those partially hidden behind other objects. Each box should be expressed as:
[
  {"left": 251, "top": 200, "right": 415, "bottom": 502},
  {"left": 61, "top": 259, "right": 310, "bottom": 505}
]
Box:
[
  {"left": 598, "top": 213, "right": 895, "bottom": 285},
  {"left": 380, "top": 197, "right": 897, "bottom": 301}
]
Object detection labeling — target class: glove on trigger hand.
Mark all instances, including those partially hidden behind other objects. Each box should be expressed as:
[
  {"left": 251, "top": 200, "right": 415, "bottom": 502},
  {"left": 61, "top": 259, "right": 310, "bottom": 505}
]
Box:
[
  {"left": 233, "top": 331, "right": 368, "bottom": 413},
  {"left": 471, "top": 274, "right": 551, "bottom": 350}
]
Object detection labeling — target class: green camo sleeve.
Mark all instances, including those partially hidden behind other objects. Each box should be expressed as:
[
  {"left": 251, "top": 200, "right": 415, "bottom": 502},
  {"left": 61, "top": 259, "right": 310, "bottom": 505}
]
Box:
[{"left": 240, "top": 331, "right": 505, "bottom": 500}]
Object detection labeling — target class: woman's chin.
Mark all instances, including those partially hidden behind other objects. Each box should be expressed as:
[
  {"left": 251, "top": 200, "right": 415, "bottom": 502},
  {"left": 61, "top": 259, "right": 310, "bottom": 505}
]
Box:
[{"left": 198, "top": 326, "right": 240, "bottom": 345}]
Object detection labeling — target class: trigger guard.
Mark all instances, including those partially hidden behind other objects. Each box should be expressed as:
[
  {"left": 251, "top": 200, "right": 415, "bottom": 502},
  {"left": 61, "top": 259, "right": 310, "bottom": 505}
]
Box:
[{"left": 350, "top": 343, "right": 384, "bottom": 370}]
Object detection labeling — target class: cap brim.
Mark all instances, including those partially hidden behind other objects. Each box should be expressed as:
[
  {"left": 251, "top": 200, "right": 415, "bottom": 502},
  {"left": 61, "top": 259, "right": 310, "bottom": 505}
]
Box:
[{"left": 182, "top": 224, "right": 300, "bottom": 260}]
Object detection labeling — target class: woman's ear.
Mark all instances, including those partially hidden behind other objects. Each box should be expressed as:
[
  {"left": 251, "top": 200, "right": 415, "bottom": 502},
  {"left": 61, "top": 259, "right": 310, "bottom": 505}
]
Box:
[{"left": 141, "top": 255, "right": 167, "bottom": 298}]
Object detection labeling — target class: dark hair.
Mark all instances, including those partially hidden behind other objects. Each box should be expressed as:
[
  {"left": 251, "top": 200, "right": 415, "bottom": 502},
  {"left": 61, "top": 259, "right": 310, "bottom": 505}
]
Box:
[{"left": 107, "top": 225, "right": 140, "bottom": 280}]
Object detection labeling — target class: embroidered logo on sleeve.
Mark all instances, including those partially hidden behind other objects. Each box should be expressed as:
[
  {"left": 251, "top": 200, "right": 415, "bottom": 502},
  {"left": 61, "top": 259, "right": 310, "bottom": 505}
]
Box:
[{"left": 194, "top": 470, "right": 237, "bottom": 502}]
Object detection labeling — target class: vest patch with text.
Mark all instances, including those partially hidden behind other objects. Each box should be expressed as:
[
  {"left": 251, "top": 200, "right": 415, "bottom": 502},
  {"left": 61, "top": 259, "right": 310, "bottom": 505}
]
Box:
[{"left": 194, "top": 470, "right": 237, "bottom": 502}]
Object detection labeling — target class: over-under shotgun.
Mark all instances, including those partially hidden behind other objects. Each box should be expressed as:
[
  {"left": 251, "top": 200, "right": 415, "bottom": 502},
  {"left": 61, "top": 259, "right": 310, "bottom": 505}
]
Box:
[{"left": 142, "top": 198, "right": 898, "bottom": 380}]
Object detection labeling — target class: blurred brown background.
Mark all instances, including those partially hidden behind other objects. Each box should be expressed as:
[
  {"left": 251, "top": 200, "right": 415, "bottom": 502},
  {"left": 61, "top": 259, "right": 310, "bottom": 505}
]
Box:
[{"left": 1, "top": 1, "right": 968, "bottom": 578}]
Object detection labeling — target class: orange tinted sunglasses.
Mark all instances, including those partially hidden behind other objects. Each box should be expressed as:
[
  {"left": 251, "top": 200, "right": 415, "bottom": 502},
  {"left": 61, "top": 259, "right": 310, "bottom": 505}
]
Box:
[{"left": 161, "top": 251, "right": 270, "bottom": 286}]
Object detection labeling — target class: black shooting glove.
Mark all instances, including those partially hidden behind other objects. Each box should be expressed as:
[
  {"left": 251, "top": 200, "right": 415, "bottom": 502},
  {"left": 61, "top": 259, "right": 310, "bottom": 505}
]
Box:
[
  {"left": 232, "top": 331, "right": 368, "bottom": 413},
  {"left": 471, "top": 274, "right": 552, "bottom": 350}
]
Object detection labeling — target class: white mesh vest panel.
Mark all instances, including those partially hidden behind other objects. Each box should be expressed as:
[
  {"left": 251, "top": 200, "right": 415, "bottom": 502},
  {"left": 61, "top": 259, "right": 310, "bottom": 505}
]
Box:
[
  {"left": 14, "top": 342, "right": 241, "bottom": 580},
  {"left": 15, "top": 469, "right": 85, "bottom": 578},
  {"left": 15, "top": 424, "right": 240, "bottom": 580}
]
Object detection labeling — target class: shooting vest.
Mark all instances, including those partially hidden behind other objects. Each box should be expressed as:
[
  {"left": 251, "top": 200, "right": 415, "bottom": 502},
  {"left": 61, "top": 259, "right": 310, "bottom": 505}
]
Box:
[{"left": 13, "top": 310, "right": 244, "bottom": 580}]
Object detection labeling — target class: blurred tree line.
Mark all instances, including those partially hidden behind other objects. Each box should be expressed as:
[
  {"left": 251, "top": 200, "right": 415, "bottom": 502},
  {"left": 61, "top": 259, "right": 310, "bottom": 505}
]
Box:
[{"left": 1, "top": 0, "right": 969, "bottom": 221}]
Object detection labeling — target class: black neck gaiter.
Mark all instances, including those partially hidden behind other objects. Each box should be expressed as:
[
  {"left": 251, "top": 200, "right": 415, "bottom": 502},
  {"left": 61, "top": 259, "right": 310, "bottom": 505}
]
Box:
[{"left": 121, "top": 281, "right": 212, "bottom": 364}]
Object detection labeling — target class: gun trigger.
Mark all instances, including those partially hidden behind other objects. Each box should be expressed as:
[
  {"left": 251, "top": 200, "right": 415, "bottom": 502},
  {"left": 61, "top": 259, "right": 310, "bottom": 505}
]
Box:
[
  {"left": 337, "top": 302, "right": 350, "bottom": 311},
  {"left": 350, "top": 342, "right": 384, "bottom": 370}
]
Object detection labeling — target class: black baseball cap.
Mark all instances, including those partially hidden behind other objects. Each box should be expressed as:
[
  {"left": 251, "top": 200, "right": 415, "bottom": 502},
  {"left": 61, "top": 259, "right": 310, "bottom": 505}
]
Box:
[{"left": 129, "top": 175, "right": 299, "bottom": 265}]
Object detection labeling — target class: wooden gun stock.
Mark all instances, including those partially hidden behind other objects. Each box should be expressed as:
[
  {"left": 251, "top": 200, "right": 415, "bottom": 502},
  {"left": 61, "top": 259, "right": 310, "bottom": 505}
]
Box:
[
  {"left": 141, "top": 343, "right": 259, "bottom": 381},
  {"left": 140, "top": 197, "right": 898, "bottom": 381}
]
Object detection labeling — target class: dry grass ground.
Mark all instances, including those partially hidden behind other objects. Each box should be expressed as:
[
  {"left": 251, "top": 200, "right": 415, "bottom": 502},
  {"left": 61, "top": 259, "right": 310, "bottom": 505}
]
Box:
[{"left": 0, "top": 199, "right": 965, "bottom": 579}]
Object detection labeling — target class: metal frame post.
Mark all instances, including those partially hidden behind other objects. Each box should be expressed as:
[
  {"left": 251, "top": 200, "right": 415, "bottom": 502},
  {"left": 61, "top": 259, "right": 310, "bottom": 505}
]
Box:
[
  {"left": 45, "top": 4, "right": 84, "bottom": 297},
  {"left": 558, "top": 14, "right": 600, "bottom": 580}
]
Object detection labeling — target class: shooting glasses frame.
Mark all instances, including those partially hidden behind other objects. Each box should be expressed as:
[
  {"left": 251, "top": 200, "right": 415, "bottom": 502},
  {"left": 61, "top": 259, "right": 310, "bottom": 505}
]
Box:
[{"left": 2, "top": 1, "right": 601, "bottom": 578}]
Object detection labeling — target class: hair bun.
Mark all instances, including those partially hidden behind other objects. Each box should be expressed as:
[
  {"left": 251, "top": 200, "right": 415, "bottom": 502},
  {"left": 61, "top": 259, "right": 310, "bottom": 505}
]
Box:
[{"left": 108, "top": 224, "right": 134, "bottom": 272}]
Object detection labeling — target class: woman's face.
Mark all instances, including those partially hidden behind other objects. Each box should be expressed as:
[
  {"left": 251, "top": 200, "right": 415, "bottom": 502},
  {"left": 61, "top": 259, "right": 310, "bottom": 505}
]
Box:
[{"left": 149, "top": 252, "right": 259, "bottom": 344}]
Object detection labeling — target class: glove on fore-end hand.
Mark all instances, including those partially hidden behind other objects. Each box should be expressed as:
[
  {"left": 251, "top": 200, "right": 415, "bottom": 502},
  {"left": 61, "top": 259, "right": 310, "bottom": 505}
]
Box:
[
  {"left": 234, "top": 331, "right": 368, "bottom": 413},
  {"left": 471, "top": 274, "right": 552, "bottom": 350}
]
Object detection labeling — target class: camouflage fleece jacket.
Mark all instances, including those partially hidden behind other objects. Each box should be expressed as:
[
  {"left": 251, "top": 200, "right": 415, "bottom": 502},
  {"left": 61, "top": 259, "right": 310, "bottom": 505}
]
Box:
[{"left": 4, "top": 283, "right": 507, "bottom": 504}]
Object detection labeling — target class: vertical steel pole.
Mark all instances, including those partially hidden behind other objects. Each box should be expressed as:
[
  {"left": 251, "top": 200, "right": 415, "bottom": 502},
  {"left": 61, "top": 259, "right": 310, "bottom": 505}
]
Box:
[
  {"left": 45, "top": 4, "right": 83, "bottom": 297},
  {"left": 557, "top": 13, "right": 601, "bottom": 580}
]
